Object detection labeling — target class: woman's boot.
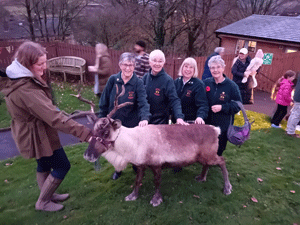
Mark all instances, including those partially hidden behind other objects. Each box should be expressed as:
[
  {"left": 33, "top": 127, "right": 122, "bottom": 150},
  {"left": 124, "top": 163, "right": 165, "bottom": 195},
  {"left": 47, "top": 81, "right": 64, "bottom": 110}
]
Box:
[
  {"left": 35, "top": 174, "right": 64, "bottom": 211},
  {"left": 36, "top": 172, "right": 69, "bottom": 202}
]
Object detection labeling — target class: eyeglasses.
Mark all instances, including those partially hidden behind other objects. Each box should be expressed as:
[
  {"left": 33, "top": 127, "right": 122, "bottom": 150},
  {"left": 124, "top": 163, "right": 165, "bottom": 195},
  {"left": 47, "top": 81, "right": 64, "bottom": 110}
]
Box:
[{"left": 121, "top": 64, "right": 134, "bottom": 68}]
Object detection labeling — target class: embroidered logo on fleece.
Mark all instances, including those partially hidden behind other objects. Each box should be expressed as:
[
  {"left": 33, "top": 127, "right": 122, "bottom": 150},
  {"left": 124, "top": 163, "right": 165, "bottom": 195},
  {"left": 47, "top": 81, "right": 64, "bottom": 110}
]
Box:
[
  {"left": 128, "top": 91, "right": 134, "bottom": 99},
  {"left": 206, "top": 86, "right": 210, "bottom": 92},
  {"left": 219, "top": 92, "right": 226, "bottom": 101},
  {"left": 186, "top": 90, "right": 192, "bottom": 97},
  {"left": 154, "top": 88, "right": 160, "bottom": 96}
]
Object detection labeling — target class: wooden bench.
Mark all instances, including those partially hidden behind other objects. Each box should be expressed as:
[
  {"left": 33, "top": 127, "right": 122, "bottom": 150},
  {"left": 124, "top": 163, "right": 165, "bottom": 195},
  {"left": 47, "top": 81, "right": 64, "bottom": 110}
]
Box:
[{"left": 47, "top": 56, "right": 86, "bottom": 83}]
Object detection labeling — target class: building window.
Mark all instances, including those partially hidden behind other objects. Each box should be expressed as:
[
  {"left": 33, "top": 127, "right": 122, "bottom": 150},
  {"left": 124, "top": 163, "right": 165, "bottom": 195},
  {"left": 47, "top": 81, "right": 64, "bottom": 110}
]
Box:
[
  {"left": 248, "top": 41, "right": 257, "bottom": 52},
  {"left": 235, "top": 39, "right": 257, "bottom": 54},
  {"left": 285, "top": 48, "right": 298, "bottom": 53}
]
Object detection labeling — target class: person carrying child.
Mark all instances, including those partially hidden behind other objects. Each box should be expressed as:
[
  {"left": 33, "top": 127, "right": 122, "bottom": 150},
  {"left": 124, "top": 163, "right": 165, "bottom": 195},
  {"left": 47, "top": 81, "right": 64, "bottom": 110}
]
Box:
[
  {"left": 270, "top": 70, "right": 296, "bottom": 128},
  {"left": 241, "top": 49, "right": 264, "bottom": 89}
]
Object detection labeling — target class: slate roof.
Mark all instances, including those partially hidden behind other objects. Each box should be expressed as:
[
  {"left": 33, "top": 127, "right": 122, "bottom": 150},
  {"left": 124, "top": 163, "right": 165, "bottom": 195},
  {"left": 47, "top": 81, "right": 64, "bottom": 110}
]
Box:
[{"left": 216, "top": 14, "right": 300, "bottom": 44}]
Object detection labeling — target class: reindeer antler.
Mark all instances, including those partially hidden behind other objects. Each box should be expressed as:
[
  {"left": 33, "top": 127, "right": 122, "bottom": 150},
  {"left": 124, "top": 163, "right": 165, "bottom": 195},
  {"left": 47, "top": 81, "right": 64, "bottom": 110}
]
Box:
[
  {"left": 63, "top": 87, "right": 97, "bottom": 123},
  {"left": 107, "top": 84, "right": 133, "bottom": 118},
  {"left": 70, "top": 89, "right": 95, "bottom": 113}
]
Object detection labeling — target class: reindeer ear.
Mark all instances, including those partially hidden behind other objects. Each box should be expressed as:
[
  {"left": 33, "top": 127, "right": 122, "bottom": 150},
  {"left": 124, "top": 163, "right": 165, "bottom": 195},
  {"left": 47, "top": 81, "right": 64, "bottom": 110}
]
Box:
[{"left": 112, "top": 119, "right": 122, "bottom": 130}]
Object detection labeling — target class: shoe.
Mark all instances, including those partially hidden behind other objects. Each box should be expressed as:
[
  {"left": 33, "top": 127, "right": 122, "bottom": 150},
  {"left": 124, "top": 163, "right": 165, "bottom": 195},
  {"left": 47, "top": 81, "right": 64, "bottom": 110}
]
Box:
[
  {"left": 296, "top": 125, "right": 300, "bottom": 131},
  {"left": 37, "top": 172, "right": 69, "bottom": 202},
  {"left": 271, "top": 124, "right": 281, "bottom": 128},
  {"left": 112, "top": 171, "right": 122, "bottom": 180},
  {"left": 35, "top": 175, "right": 64, "bottom": 211},
  {"left": 286, "top": 133, "right": 300, "bottom": 138}
]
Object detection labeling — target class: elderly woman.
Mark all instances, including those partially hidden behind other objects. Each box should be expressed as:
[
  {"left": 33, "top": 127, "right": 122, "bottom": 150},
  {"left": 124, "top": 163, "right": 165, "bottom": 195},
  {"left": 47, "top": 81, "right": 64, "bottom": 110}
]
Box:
[
  {"left": 99, "top": 52, "right": 151, "bottom": 179},
  {"left": 0, "top": 41, "right": 92, "bottom": 211},
  {"left": 174, "top": 57, "right": 208, "bottom": 124},
  {"left": 143, "top": 49, "right": 186, "bottom": 125},
  {"left": 204, "top": 55, "right": 242, "bottom": 156}
]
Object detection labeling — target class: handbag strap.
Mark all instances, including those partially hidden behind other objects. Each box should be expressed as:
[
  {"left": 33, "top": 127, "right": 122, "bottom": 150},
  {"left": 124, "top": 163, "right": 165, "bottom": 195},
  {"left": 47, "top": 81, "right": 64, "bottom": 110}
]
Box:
[
  {"left": 229, "top": 101, "right": 250, "bottom": 125},
  {"left": 234, "top": 101, "right": 249, "bottom": 123}
]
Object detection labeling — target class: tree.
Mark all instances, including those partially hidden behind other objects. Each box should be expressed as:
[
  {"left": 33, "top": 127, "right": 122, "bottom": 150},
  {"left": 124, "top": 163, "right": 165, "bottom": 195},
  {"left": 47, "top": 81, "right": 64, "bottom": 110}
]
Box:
[
  {"left": 19, "top": 0, "right": 90, "bottom": 41},
  {"left": 177, "top": 0, "right": 233, "bottom": 56},
  {"left": 230, "top": 0, "right": 287, "bottom": 21},
  {"left": 24, "top": 0, "right": 36, "bottom": 41}
]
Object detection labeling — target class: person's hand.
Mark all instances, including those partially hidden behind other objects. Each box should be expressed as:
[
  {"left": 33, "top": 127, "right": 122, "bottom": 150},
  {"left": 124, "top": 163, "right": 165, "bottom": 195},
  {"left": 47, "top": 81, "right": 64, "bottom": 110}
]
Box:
[
  {"left": 290, "top": 101, "right": 294, "bottom": 107},
  {"left": 88, "top": 65, "right": 97, "bottom": 72},
  {"left": 211, "top": 105, "right": 222, "bottom": 113},
  {"left": 139, "top": 120, "right": 148, "bottom": 127},
  {"left": 195, "top": 117, "right": 205, "bottom": 124},
  {"left": 176, "top": 118, "right": 189, "bottom": 125}
]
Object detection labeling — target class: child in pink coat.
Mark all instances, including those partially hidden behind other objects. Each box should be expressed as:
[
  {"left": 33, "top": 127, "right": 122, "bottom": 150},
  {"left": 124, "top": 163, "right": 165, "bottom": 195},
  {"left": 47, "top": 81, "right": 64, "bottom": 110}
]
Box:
[{"left": 271, "top": 70, "right": 296, "bottom": 128}]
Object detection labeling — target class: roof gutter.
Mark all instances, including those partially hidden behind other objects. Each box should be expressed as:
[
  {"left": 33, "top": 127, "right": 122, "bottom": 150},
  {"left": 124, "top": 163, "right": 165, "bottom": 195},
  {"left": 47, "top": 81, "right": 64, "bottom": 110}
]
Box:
[{"left": 215, "top": 32, "right": 300, "bottom": 47}]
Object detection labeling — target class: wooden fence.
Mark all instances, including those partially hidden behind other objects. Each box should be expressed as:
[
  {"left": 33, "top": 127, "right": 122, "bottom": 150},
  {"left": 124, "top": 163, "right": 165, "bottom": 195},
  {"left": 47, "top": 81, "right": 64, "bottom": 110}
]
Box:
[{"left": 1, "top": 41, "right": 300, "bottom": 93}]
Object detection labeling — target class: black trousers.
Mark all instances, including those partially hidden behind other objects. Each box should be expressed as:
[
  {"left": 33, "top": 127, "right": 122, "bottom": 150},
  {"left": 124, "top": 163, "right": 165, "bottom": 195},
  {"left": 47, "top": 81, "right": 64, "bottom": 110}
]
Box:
[
  {"left": 218, "top": 131, "right": 228, "bottom": 156},
  {"left": 271, "top": 104, "right": 288, "bottom": 126},
  {"left": 238, "top": 83, "right": 253, "bottom": 104}
]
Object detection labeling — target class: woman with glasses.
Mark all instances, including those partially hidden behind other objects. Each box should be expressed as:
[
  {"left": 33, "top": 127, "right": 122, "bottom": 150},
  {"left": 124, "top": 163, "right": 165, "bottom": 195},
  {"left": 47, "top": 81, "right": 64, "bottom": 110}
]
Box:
[{"left": 98, "top": 52, "right": 151, "bottom": 179}]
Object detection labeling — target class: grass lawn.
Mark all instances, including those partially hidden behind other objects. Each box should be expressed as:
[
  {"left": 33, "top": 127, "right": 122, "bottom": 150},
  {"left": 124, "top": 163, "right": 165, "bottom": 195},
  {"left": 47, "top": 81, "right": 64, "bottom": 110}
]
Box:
[{"left": 0, "top": 82, "right": 300, "bottom": 224}]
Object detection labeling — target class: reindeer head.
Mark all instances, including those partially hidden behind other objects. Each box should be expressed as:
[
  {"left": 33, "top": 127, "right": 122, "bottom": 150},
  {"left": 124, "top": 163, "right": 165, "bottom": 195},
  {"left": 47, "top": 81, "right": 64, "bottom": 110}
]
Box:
[
  {"left": 77, "top": 84, "right": 132, "bottom": 162},
  {"left": 83, "top": 117, "right": 122, "bottom": 162}
]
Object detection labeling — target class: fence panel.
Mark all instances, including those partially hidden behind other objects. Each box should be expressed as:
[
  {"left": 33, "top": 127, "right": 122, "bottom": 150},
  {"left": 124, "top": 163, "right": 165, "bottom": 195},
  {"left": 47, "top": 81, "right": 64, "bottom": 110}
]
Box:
[{"left": 1, "top": 41, "right": 300, "bottom": 92}]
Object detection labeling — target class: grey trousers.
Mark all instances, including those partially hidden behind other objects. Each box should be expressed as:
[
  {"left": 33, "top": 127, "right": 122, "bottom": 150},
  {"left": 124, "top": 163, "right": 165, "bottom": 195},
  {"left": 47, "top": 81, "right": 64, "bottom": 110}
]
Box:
[{"left": 286, "top": 102, "right": 300, "bottom": 135}]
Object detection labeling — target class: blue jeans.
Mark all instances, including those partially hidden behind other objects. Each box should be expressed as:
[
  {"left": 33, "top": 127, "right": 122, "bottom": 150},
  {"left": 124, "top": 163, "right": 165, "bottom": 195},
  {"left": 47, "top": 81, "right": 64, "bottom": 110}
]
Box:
[{"left": 36, "top": 148, "right": 71, "bottom": 180}]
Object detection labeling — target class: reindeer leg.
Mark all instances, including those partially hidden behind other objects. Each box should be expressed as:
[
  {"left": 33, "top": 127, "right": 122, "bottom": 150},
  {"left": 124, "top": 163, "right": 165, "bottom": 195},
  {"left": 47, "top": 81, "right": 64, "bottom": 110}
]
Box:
[
  {"left": 218, "top": 157, "right": 232, "bottom": 195},
  {"left": 149, "top": 166, "right": 163, "bottom": 207},
  {"left": 195, "top": 164, "right": 209, "bottom": 182},
  {"left": 125, "top": 166, "right": 145, "bottom": 201}
]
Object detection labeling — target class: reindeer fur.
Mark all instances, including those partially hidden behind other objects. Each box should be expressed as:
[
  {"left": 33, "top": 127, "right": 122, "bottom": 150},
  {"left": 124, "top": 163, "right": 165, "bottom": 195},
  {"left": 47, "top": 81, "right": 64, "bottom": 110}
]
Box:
[{"left": 84, "top": 117, "right": 232, "bottom": 207}]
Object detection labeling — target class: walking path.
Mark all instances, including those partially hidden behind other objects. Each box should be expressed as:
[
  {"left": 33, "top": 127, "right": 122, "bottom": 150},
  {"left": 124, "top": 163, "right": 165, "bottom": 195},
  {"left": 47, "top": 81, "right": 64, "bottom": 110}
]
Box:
[{"left": 0, "top": 90, "right": 277, "bottom": 161}]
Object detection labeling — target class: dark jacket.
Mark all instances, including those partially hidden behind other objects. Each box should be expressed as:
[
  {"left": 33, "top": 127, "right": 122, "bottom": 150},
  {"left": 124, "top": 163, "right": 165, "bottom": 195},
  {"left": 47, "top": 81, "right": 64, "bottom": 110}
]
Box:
[
  {"left": 202, "top": 52, "right": 219, "bottom": 80},
  {"left": 204, "top": 75, "right": 242, "bottom": 132},
  {"left": 99, "top": 72, "right": 151, "bottom": 128},
  {"left": 174, "top": 77, "right": 208, "bottom": 122},
  {"left": 231, "top": 56, "right": 251, "bottom": 84},
  {"left": 143, "top": 68, "right": 184, "bottom": 124},
  {"left": 294, "top": 74, "right": 300, "bottom": 103}
]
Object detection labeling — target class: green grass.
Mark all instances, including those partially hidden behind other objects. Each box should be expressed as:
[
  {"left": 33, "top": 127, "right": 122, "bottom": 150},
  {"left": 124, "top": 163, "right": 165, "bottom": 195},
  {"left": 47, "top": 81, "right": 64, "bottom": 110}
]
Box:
[
  {"left": 0, "top": 110, "right": 300, "bottom": 224},
  {"left": 0, "top": 82, "right": 99, "bottom": 129},
  {"left": 1, "top": 82, "right": 300, "bottom": 224}
]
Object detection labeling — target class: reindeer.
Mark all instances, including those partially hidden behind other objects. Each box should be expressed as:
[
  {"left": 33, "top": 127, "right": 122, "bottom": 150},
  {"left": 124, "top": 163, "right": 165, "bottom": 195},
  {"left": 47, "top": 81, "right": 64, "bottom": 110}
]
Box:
[{"left": 69, "top": 85, "right": 232, "bottom": 207}]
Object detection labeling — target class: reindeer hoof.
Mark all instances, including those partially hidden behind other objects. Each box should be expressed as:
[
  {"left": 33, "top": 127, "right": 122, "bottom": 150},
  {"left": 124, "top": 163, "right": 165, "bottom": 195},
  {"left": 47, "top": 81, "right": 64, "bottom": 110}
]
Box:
[
  {"left": 223, "top": 183, "right": 232, "bottom": 195},
  {"left": 125, "top": 192, "right": 138, "bottom": 201},
  {"left": 150, "top": 193, "right": 163, "bottom": 207},
  {"left": 195, "top": 175, "right": 206, "bottom": 182}
]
